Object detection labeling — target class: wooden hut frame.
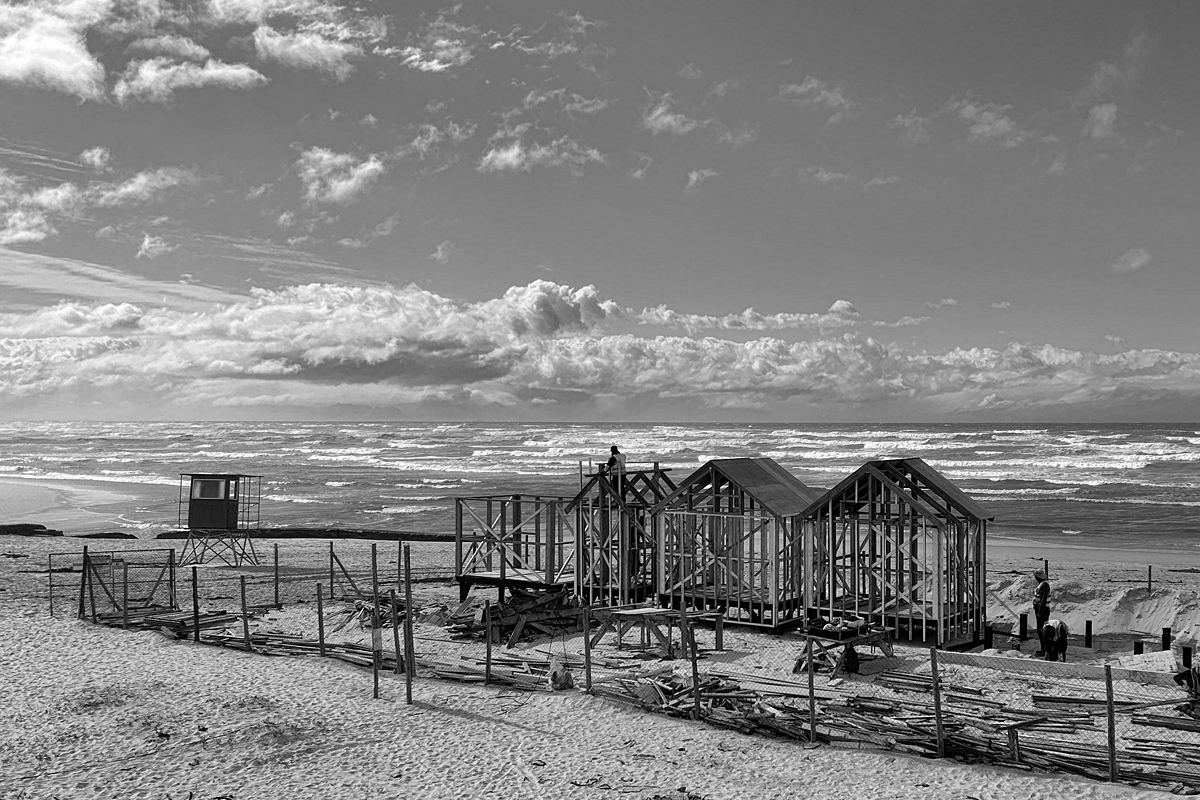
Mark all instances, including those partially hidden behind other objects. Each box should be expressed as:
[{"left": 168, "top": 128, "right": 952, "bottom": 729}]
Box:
[
  {"left": 454, "top": 494, "right": 575, "bottom": 601},
  {"left": 654, "top": 459, "right": 819, "bottom": 632},
  {"left": 802, "top": 458, "right": 990, "bottom": 646},
  {"left": 570, "top": 463, "right": 675, "bottom": 606}
]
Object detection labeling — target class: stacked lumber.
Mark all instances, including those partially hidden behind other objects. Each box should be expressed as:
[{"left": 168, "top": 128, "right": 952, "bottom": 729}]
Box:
[
  {"left": 445, "top": 588, "right": 588, "bottom": 646},
  {"left": 94, "top": 607, "right": 240, "bottom": 637},
  {"left": 206, "top": 632, "right": 405, "bottom": 672}
]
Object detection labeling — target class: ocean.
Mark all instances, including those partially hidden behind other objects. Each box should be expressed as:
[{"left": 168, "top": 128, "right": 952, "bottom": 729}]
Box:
[{"left": 1, "top": 421, "right": 1198, "bottom": 553}]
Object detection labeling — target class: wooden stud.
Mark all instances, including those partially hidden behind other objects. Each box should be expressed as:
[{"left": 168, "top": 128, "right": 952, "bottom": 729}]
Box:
[
  {"left": 1105, "top": 665, "right": 1118, "bottom": 782},
  {"left": 931, "top": 647, "right": 945, "bottom": 758},
  {"left": 239, "top": 575, "right": 251, "bottom": 652},
  {"left": 191, "top": 566, "right": 200, "bottom": 643},
  {"left": 316, "top": 583, "right": 325, "bottom": 656}
]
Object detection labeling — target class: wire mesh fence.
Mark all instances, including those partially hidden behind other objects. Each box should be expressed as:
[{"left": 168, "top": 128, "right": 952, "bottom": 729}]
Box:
[{"left": 51, "top": 541, "right": 1200, "bottom": 793}]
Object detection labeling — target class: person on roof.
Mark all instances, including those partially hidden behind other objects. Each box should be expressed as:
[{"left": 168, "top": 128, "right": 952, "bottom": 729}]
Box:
[{"left": 598, "top": 445, "right": 626, "bottom": 493}]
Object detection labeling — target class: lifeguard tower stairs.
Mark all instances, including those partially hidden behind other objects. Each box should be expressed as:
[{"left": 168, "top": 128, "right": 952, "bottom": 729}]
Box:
[{"left": 176, "top": 474, "right": 262, "bottom": 567}]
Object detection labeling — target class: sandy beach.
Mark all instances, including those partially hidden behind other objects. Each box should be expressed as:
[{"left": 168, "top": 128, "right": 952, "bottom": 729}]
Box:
[{"left": 0, "top": 477, "right": 158, "bottom": 535}]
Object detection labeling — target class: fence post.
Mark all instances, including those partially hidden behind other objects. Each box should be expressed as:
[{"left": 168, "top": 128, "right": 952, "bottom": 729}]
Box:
[
  {"left": 583, "top": 605, "right": 593, "bottom": 693},
  {"left": 1163, "top": 627, "right": 1172, "bottom": 652},
  {"left": 931, "top": 648, "right": 946, "bottom": 758},
  {"left": 328, "top": 542, "right": 335, "bottom": 600},
  {"left": 687, "top": 623, "right": 701, "bottom": 721},
  {"left": 76, "top": 547, "right": 89, "bottom": 619},
  {"left": 484, "top": 600, "right": 493, "bottom": 685},
  {"left": 240, "top": 575, "right": 251, "bottom": 652},
  {"left": 403, "top": 544, "right": 415, "bottom": 705},
  {"left": 807, "top": 637, "right": 817, "bottom": 744},
  {"left": 191, "top": 566, "right": 200, "bottom": 643},
  {"left": 1147, "top": 565, "right": 1152, "bottom": 595},
  {"left": 1105, "top": 665, "right": 1118, "bottom": 782},
  {"left": 273, "top": 543, "right": 279, "bottom": 608},
  {"left": 371, "top": 543, "right": 379, "bottom": 608},
  {"left": 390, "top": 589, "right": 401, "bottom": 675},
  {"left": 1134, "top": 640, "right": 1144, "bottom": 655},
  {"left": 1086, "top": 620, "right": 1093, "bottom": 648},
  {"left": 372, "top": 596, "right": 381, "bottom": 700},
  {"left": 983, "top": 624, "right": 993, "bottom": 650},
  {"left": 316, "top": 583, "right": 325, "bottom": 656},
  {"left": 1185, "top": 646, "right": 1193, "bottom": 670},
  {"left": 169, "top": 548, "right": 177, "bottom": 610},
  {"left": 122, "top": 562, "right": 129, "bottom": 629},
  {"left": 1018, "top": 613, "right": 1028, "bottom": 643}
]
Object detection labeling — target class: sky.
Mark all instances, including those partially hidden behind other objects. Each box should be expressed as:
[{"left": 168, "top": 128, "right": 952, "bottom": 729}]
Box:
[{"left": 1, "top": 0, "right": 1198, "bottom": 423}]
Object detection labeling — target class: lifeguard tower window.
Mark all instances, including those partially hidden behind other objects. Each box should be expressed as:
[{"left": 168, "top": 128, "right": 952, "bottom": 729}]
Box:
[{"left": 191, "top": 479, "right": 226, "bottom": 500}]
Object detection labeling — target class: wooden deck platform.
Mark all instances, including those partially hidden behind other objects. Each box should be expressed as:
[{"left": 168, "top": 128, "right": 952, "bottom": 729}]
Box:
[{"left": 455, "top": 567, "right": 574, "bottom": 602}]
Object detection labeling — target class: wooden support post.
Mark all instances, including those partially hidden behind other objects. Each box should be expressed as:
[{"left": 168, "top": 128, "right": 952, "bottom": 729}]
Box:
[
  {"left": 931, "top": 648, "right": 946, "bottom": 758},
  {"left": 1105, "top": 665, "right": 1118, "bottom": 782},
  {"left": 87, "top": 550, "right": 98, "bottom": 623},
  {"left": 807, "top": 637, "right": 817, "bottom": 744},
  {"left": 714, "top": 615, "right": 724, "bottom": 651},
  {"left": 1185, "top": 646, "right": 1193, "bottom": 669},
  {"left": 390, "top": 589, "right": 401, "bottom": 675},
  {"left": 484, "top": 600, "right": 493, "bottom": 686},
  {"left": 403, "top": 544, "right": 415, "bottom": 704},
  {"left": 687, "top": 623, "right": 701, "bottom": 721},
  {"left": 398, "top": 540, "right": 403, "bottom": 592},
  {"left": 191, "top": 566, "right": 200, "bottom": 643},
  {"left": 122, "top": 562, "right": 129, "bottom": 629},
  {"left": 371, "top": 543, "right": 379, "bottom": 606},
  {"left": 1019, "top": 613, "right": 1027, "bottom": 642},
  {"left": 328, "top": 542, "right": 335, "bottom": 600},
  {"left": 239, "top": 575, "right": 251, "bottom": 652},
  {"left": 316, "top": 583, "right": 325, "bottom": 656},
  {"left": 77, "top": 546, "right": 89, "bottom": 619},
  {"left": 1148, "top": 565, "right": 1152, "bottom": 595},
  {"left": 1086, "top": 620, "right": 1093, "bottom": 648},
  {"left": 1134, "top": 640, "right": 1144, "bottom": 655},
  {"left": 983, "top": 625, "right": 992, "bottom": 650},
  {"left": 273, "top": 543, "right": 279, "bottom": 608},
  {"left": 1163, "top": 627, "right": 1172, "bottom": 652},
  {"left": 169, "top": 548, "right": 177, "bottom": 610},
  {"left": 583, "top": 605, "right": 593, "bottom": 693},
  {"left": 372, "top": 596, "right": 381, "bottom": 700},
  {"left": 1043, "top": 558, "right": 1049, "bottom": 579}
]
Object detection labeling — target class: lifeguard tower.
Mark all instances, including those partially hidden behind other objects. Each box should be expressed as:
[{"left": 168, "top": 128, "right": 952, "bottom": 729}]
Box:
[{"left": 176, "top": 473, "right": 262, "bottom": 567}]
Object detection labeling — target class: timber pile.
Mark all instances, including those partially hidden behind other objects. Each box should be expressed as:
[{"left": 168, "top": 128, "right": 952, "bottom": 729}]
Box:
[
  {"left": 205, "top": 632, "right": 405, "bottom": 671},
  {"left": 444, "top": 588, "right": 588, "bottom": 646},
  {"left": 328, "top": 598, "right": 407, "bottom": 633},
  {"left": 94, "top": 607, "right": 241, "bottom": 637}
]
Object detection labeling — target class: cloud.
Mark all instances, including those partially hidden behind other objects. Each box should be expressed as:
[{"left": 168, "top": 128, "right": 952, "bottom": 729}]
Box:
[
  {"left": 1082, "top": 103, "right": 1118, "bottom": 140},
  {"left": 1, "top": 278, "right": 1198, "bottom": 419},
  {"left": 718, "top": 124, "right": 758, "bottom": 148},
  {"left": 253, "top": 25, "right": 362, "bottom": 81},
  {"left": 335, "top": 214, "right": 400, "bottom": 249},
  {"left": 114, "top": 58, "right": 268, "bottom": 104},
  {"left": 126, "top": 35, "right": 211, "bottom": 62},
  {"left": 641, "top": 95, "right": 703, "bottom": 135},
  {"left": 1074, "top": 32, "right": 1148, "bottom": 107},
  {"left": 79, "top": 146, "right": 110, "bottom": 172},
  {"left": 430, "top": 240, "right": 455, "bottom": 264},
  {"left": 684, "top": 169, "right": 717, "bottom": 192},
  {"left": 890, "top": 109, "right": 930, "bottom": 144},
  {"left": 709, "top": 79, "right": 735, "bottom": 97},
  {"left": 135, "top": 233, "right": 176, "bottom": 260},
  {"left": 1105, "top": 334, "right": 1128, "bottom": 350},
  {"left": 92, "top": 167, "right": 199, "bottom": 206},
  {"left": 802, "top": 167, "right": 850, "bottom": 186},
  {"left": 925, "top": 298, "right": 957, "bottom": 309},
  {"left": 991, "top": 301, "right": 1011, "bottom": 309},
  {"left": 778, "top": 77, "right": 856, "bottom": 124},
  {"left": 863, "top": 175, "right": 900, "bottom": 191},
  {"left": 295, "top": 147, "right": 386, "bottom": 205},
  {"left": 630, "top": 154, "right": 652, "bottom": 180},
  {"left": 0, "top": 3, "right": 106, "bottom": 101},
  {"left": 1111, "top": 247, "right": 1151, "bottom": 274},
  {"left": 678, "top": 63, "right": 702, "bottom": 80},
  {"left": 945, "top": 98, "right": 1036, "bottom": 149},
  {"left": 359, "top": 113, "right": 378, "bottom": 128},
  {"left": 1045, "top": 153, "right": 1067, "bottom": 176},
  {"left": 399, "top": 13, "right": 478, "bottom": 72},
  {"left": 0, "top": 208, "right": 53, "bottom": 245},
  {"left": 477, "top": 136, "right": 604, "bottom": 175}
]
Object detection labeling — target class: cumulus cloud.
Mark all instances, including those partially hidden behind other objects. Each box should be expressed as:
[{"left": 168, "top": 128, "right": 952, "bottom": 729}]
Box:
[
  {"left": 890, "top": 109, "right": 930, "bottom": 144},
  {"left": 630, "top": 154, "right": 652, "bottom": 180},
  {"left": 0, "top": 3, "right": 106, "bottom": 101},
  {"left": 114, "top": 58, "right": 268, "bottom": 104},
  {"left": 945, "top": 98, "right": 1036, "bottom": 149},
  {"left": 359, "top": 113, "right": 378, "bottom": 128},
  {"left": 778, "top": 77, "right": 855, "bottom": 125},
  {"left": 678, "top": 63, "right": 702, "bottom": 80},
  {"left": 1083, "top": 103, "right": 1118, "bottom": 139},
  {"left": 1111, "top": 247, "right": 1151, "bottom": 274},
  {"left": 0, "top": 208, "right": 53, "bottom": 245},
  {"left": 1105, "top": 334, "right": 1128, "bottom": 349},
  {"left": 718, "top": 124, "right": 758, "bottom": 148},
  {"left": 1074, "top": 32, "right": 1148, "bottom": 108},
  {"left": 295, "top": 147, "right": 386, "bottom": 205},
  {"left": 641, "top": 95, "right": 703, "bottom": 135},
  {"left": 863, "top": 175, "right": 900, "bottom": 191},
  {"left": 253, "top": 25, "right": 362, "bottom": 80},
  {"left": 684, "top": 169, "right": 717, "bottom": 192},
  {"left": 430, "top": 240, "right": 454, "bottom": 264},
  {"left": 135, "top": 233, "right": 175, "bottom": 259},
  {"left": 477, "top": 136, "right": 604, "bottom": 175},
  {"left": 925, "top": 298, "right": 957, "bottom": 309},
  {"left": 126, "top": 35, "right": 211, "bottom": 62},
  {"left": 639, "top": 300, "right": 861, "bottom": 333},
  {"left": 399, "top": 13, "right": 478, "bottom": 72},
  {"left": 79, "top": 146, "right": 110, "bottom": 172},
  {"left": 991, "top": 301, "right": 1011, "bottom": 309},
  {"left": 92, "top": 168, "right": 199, "bottom": 206},
  {"left": 802, "top": 167, "right": 850, "bottom": 185},
  {"left": 1, "top": 279, "right": 1198, "bottom": 418}
]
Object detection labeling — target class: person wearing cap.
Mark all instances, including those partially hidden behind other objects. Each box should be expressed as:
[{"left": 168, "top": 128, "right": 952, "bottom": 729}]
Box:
[
  {"left": 1033, "top": 569, "right": 1051, "bottom": 656},
  {"left": 1041, "top": 618, "right": 1069, "bottom": 662}
]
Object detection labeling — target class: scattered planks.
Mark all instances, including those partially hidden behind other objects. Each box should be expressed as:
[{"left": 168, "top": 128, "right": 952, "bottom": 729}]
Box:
[{"left": 444, "top": 588, "right": 590, "bottom": 647}]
